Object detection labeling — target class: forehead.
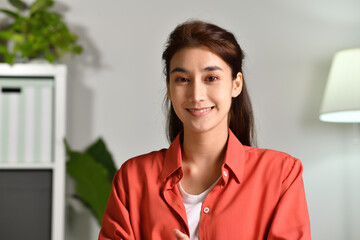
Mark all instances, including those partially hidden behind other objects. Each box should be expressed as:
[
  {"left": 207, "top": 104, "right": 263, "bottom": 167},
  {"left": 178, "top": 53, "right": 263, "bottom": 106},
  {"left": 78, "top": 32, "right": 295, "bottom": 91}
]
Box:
[{"left": 170, "top": 47, "right": 230, "bottom": 71}]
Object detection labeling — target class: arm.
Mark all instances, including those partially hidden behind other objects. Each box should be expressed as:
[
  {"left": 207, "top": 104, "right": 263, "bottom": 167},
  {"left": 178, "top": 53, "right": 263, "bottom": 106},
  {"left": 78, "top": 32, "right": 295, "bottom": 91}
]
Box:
[
  {"left": 99, "top": 169, "right": 135, "bottom": 240},
  {"left": 267, "top": 158, "right": 311, "bottom": 240}
]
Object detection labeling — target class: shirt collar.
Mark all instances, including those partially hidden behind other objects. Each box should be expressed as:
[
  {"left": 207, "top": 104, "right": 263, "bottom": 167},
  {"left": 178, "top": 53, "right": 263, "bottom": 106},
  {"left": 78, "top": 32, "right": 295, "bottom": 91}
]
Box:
[
  {"left": 223, "top": 129, "right": 245, "bottom": 184},
  {"left": 160, "top": 133, "right": 183, "bottom": 182},
  {"left": 160, "top": 129, "right": 245, "bottom": 184}
]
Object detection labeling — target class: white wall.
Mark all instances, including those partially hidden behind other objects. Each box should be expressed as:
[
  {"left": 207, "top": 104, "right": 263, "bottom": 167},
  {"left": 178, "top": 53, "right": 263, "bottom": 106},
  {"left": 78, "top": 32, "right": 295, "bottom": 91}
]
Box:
[{"left": 1, "top": 0, "right": 360, "bottom": 239}]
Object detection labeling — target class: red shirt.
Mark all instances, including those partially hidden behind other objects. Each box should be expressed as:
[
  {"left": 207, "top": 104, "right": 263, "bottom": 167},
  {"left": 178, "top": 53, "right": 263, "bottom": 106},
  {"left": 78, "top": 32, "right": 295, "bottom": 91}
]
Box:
[{"left": 99, "top": 130, "right": 311, "bottom": 239}]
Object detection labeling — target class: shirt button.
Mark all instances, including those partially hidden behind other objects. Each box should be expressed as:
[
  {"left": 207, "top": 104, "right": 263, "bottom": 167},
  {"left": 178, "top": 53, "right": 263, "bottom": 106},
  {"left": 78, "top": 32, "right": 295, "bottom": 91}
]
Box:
[
  {"left": 223, "top": 171, "right": 228, "bottom": 177},
  {"left": 178, "top": 174, "right": 181, "bottom": 179},
  {"left": 203, "top": 207, "right": 210, "bottom": 213}
]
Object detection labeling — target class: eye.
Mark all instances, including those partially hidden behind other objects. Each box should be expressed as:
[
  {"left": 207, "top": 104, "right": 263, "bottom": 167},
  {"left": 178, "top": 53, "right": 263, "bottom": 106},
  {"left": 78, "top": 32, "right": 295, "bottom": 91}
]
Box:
[
  {"left": 206, "top": 76, "right": 218, "bottom": 82},
  {"left": 175, "top": 77, "right": 189, "bottom": 83}
]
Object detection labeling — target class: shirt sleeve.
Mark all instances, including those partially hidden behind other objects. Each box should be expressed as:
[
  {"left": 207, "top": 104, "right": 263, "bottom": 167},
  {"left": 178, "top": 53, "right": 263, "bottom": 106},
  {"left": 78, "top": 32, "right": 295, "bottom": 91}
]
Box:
[
  {"left": 98, "top": 166, "right": 136, "bottom": 240},
  {"left": 267, "top": 158, "right": 311, "bottom": 240}
]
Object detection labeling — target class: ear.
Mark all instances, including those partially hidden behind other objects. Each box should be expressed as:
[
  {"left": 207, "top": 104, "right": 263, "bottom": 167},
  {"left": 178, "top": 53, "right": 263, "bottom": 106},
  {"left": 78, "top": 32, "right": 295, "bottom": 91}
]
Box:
[
  {"left": 232, "top": 72, "right": 243, "bottom": 98},
  {"left": 166, "top": 79, "right": 171, "bottom": 100}
]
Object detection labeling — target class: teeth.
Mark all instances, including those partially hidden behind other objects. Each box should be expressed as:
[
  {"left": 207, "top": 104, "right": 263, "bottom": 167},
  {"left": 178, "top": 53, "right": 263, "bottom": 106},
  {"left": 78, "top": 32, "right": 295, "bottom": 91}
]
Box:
[{"left": 188, "top": 107, "right": 212, "bottom": 113}]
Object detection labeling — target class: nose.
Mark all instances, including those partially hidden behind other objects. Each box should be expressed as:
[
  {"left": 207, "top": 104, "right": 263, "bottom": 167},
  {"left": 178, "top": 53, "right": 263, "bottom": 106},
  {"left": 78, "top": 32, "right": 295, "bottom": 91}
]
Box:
[{"left": 188, "top": 79, "right": 205, "bottom": 103}]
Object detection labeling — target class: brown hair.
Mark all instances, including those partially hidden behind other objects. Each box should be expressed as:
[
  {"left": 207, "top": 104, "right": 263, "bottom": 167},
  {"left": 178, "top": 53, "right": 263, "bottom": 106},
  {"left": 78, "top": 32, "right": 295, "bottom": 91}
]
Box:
[{"left": 162, "top": 20, "right": 256, "bottom": 146}]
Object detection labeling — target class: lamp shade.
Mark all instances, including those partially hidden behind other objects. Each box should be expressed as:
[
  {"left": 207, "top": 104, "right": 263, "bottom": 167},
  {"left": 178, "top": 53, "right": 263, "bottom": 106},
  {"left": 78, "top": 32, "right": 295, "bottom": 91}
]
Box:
[{"left": 319, "top": 48, "right": 360, "bottom": 123}]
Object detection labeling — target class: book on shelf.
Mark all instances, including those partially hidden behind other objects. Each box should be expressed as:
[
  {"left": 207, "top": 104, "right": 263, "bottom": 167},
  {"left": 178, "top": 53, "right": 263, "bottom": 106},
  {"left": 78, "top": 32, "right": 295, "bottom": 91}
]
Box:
[{"left": 0, "top": 77, "right": 54, "bottom": 164}]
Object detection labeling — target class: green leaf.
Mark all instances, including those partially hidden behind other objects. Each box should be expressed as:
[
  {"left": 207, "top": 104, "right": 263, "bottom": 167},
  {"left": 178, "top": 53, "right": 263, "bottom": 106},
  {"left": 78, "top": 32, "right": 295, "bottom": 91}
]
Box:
[
  {"left": 10, "top": 33, "right": 24, "bottom": 43},
  {"left": 4, "top": 53, "right": 15, "bottom": 64},
  {"left": 1, "top": 32, "right": 23, "bottom": 44},
  {"left": 0, "top": 30, "right": 13, "bottom": 40},
  {"left": 0, "top": 9, "right": 19, "bottom": 18},
  {"left": 0, "top": 44, "right": 7, "bottom": 54},
  {"left": 65, "top": 140, "right": 113, "bottom": 225},
  {"left": 0, "top": 44, "right": 7, "bottom": 53},
  {"left": 30, "top": 0, "right": 54, "bottom": 15},
  {"left": 72, "top": 45, "right": 83, "bottom": 54},
  {"left": 44, "top": 52, "right": 55, "bottom": 62},
  {"left": 85, "top": 138, "right": 118, "bottom": 182},
  {"left": 9, "top": 0, "right": 28, "bottom": 11}
]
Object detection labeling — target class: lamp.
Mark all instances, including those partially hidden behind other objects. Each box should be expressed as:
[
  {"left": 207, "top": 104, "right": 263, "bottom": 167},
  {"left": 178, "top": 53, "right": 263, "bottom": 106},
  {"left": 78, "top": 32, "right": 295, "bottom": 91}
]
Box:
[{"left": 319, "top": 48, "right": 360, "bottom": 123}]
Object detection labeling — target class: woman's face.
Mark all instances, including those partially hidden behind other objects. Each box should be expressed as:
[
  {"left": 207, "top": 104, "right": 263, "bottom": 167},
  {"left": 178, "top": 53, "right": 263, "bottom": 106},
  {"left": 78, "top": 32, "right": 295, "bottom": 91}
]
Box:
[{"left": 167, "top": 47, "right": 242, "bottom": 135}]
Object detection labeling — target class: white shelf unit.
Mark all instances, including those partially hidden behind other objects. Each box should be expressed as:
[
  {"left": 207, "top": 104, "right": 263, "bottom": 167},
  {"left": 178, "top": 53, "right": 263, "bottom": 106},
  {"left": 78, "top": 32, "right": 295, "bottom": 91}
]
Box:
[{"left": 0, "top": 63, "right": 66, "bottom": 240}]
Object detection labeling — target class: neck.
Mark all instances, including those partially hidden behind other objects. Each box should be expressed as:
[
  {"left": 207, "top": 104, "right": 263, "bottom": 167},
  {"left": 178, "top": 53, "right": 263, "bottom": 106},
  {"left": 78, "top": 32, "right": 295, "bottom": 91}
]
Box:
[{"left": 182, "top": 127, "right": 229, "bottom": 167}]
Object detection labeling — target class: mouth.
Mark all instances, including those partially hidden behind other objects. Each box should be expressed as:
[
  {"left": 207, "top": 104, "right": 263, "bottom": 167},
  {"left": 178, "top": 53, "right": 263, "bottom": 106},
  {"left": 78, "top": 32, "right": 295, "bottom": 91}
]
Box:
[{"left": 186, "top": 106, "right": 215, "bottom": 114}]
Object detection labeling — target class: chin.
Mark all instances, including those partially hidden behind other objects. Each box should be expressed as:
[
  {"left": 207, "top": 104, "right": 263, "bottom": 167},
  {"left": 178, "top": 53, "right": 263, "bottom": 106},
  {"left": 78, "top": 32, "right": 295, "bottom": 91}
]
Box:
[{"left": 185, "top": 123, "right": 220, "bottom": 134}]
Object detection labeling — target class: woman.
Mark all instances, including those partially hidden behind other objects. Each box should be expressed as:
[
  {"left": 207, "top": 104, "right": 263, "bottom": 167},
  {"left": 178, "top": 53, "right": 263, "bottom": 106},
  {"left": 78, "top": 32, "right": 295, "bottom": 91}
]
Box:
[{"left": 99, "top": 20, "right": 311, "bottom": 240}]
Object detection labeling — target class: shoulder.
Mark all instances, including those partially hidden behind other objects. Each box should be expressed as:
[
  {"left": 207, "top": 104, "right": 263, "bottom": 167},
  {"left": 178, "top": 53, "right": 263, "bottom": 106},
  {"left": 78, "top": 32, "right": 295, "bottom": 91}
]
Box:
[
  {"left": 122, "top": 149, "right": 166, "bottom": 168},
  {"left": 118, "top": 149, "right": 167, "bottom": 174},
  {"left": 113, "top": 149, "right": 167, "bottom": 185},
  {"left": 243, "top": 146, "right": 303, "bottom": 182},
  {"left": 244, "top": 146, "right": 300, "bottom": 165}
]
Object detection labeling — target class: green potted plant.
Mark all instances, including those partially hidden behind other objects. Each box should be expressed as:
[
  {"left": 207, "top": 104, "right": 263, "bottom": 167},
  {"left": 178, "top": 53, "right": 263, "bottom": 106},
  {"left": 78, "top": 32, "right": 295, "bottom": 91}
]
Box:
[
  {"left": 0, "top": 0, "right": 82, "bottom": 64},
  {"left": 65, "top": 138, "right": 118, "bottom": 226}
]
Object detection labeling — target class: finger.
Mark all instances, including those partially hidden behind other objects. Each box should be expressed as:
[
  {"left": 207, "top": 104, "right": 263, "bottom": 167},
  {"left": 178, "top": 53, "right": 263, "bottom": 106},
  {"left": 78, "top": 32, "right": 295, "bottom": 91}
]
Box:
[{"left": 173, "top": 229, "right": 189, "bottom": 240}]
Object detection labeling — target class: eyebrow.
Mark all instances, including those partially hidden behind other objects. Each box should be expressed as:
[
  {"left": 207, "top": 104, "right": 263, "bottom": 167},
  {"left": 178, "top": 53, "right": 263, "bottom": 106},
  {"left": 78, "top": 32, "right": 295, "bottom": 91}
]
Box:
[
  {"left": 170, "top": 67, "right": 188, "bottom": 74},
  {"left": 170, "top": 66, "right": 223, "bottom": 74},
  {"left": 203, "top": 66, "right": 223, "bottom": 72}
]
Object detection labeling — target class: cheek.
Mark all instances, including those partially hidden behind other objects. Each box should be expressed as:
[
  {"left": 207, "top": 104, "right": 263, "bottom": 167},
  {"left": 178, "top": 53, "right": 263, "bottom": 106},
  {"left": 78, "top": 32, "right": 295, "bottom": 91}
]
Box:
[
  {"left": 169, "top": 93, "right": 184, "bottom": 118},
  {"left": 170, "top": 88, "right": 186, "bottom": 103},
  {"left": 211, "top": 87, "right": 233, "bottom": 105}
]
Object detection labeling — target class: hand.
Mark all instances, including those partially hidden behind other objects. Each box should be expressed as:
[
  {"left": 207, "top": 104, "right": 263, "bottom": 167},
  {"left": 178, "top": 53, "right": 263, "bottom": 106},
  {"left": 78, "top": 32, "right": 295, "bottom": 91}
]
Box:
[{"left": 173, "top": 229, "right": 190, "bottom": 240}]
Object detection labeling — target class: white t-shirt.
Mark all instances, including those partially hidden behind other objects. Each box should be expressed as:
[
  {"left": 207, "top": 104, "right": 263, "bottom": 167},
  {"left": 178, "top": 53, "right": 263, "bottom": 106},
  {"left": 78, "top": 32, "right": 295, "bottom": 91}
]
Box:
[{"left": 178, "top": 179, "right": 220, "bottom": 240}]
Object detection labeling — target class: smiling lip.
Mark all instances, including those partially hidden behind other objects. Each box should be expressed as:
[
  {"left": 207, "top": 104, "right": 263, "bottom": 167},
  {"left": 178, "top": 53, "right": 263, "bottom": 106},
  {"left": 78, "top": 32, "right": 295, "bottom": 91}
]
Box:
[{"left": 186, "top": 107, "right": 214, "bottom": 117}]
